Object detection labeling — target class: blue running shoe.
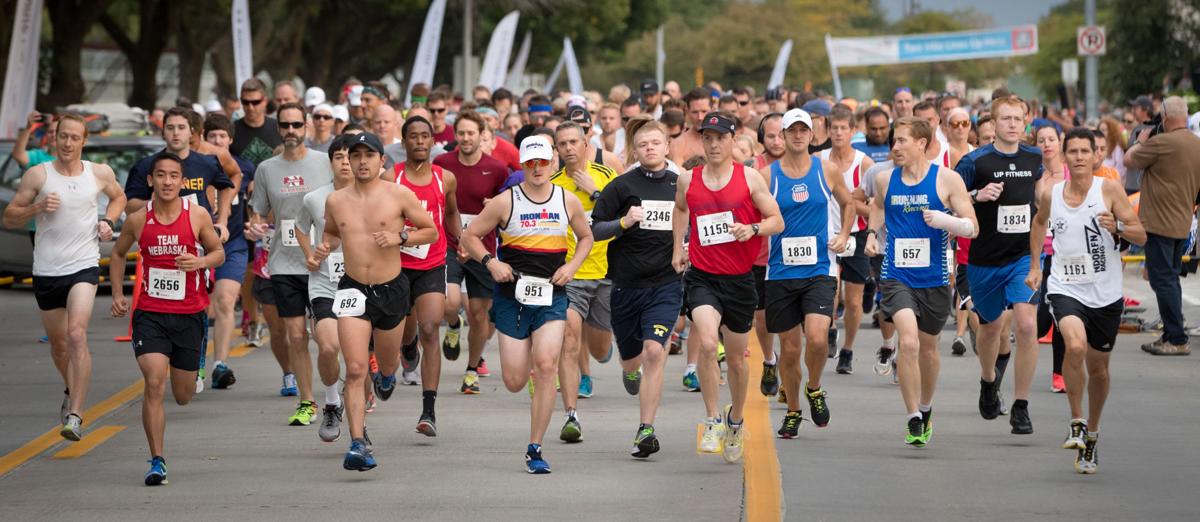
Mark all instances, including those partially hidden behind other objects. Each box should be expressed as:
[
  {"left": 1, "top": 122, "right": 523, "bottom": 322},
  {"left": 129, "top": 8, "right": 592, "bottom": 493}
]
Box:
[
  {"left": 343, "top": 439, "right": 377, "bottom": 471},
  {"left": 683, "top": 370, "right": 700, "bottom": 392},
  {"left": 373, "top": 373, "right": 396, "bottom": 401},
  {"left": 525, "top": 444, "right": 551, "bottom": 474},
  {"left": 144, "top": 456, "right": 167, "bottom": 486},
  {"left": 212, "top": 362, "right": 236, "bottom": 389},
  {"left": 280, "top": 373, "right": 298, "bottom": 397},
  {"left": 578, "top": 374, "right": 594, "bottom": 399}
]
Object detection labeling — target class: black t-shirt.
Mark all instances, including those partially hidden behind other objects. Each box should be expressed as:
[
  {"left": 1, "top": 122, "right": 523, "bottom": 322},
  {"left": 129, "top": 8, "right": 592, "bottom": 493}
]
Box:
[
  {"left": 231, "top": 117, "right": 282, "bottom": 166},
  {"left": 591, "top": 165, "right": 679, "bottom": 288},
  {"left": 226, "top": 156, "right": 256, "bottom": 249},
  {"left": 955, "top": 143, "right": 1044, "bottom": 266},
  {"left": 808, "top": 137, "right": 832, "bottom": 155}
]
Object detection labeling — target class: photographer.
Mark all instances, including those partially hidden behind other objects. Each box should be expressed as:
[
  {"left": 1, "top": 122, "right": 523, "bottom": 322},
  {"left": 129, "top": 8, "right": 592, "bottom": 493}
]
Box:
[
  {"left": 1125, "top": 96, "right": 1200, "bottom": 356},
  {"left": 14, "top": 111, "right": 56, "bottom": 169}
]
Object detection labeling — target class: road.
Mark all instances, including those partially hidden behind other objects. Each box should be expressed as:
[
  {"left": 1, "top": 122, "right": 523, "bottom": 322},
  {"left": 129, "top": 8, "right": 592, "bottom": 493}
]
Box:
[{"left": 1, "top": 264, "right": 1198, "bottom": 521}]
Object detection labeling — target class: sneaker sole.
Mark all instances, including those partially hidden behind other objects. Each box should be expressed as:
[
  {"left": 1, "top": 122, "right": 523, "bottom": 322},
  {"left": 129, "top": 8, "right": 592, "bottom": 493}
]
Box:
[
  {"left": 1062, "top": 440, "right": 1086, "bottom": 450},
  {"left": 319, "top": 431, "right": 341, "bottom": 443},
  {"left": 416, "top": 421, "right": 437, "bottom": 437},
  {"left": 461, "top": 387, "right": 480, "bottom": 395},
  {"left": 526, "top": 467, "right": 552, "bottom": 474},
  {"left": 144, "top": 474, "right": 167, "bottom": 486},
  {"left": 60, "top": 428, "right": 81, "bottom": 441},
  {"left": 632, "top": 438, "right": 660, "bottom": 458},
  {"left": 343, "top": 457, "right": 377, "bottom": 472}
]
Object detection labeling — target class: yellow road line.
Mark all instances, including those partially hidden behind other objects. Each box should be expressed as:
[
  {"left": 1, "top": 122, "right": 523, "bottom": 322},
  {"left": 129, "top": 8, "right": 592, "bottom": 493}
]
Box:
[
  {"left": 744, "top": 337, "right": 782, "bottom": 522},
  {"left": 51, "top": 426, "right": 126, "bottom": 459}
]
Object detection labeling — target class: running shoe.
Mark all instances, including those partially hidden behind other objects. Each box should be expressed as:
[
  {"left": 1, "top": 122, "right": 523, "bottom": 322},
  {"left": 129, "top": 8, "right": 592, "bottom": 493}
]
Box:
[
  {"left": 401, "top": 368, "right": 419, "bottom": 386},
  {"left": 683, "top": 370, "right": 700, "bottom": 392},
  {"left": 60, "top": 391, "right": 69, "bottom": 424},
  {"left": 721, "top": 405, "right": 744, "bottom": 463},
  {"left": 777, "top": 387, "right": 787, "bottom": 404},
  {"left": 921, "top": 408, "right": 934, "bottom": 444},
  {"left": 1062, "top": 419, "right": 1088, "bottom": 450},
  {"left": 805, "top": 386, "right": 830, "bottom": 427},
  {"left": 578, "top": 374, "right": 594, "bottom": 398},
  {"left": 368, "top": 352, "right": 380, "bottom": 376},
  {"left": 400, "top": 342, "right": 421, "bottom": 374},
  {"left": 631, "top": 425, "right": 660, "bottom": 458},
  {"left": 288, "top": 401, "right": 316, "bottom": 426},
  {"left": 212, "top": 362, "right": 236, "bottom": 389},
  {"left": 416, "top": 411, "right": 437, "bottom": 437},
  {"left": 460, "top": 371, "right": 480, "bottom": 394},
  {"left": 874, "top": 347, "right": 894, "bottom": 376},
  {"left": 827, "top": 328, "right": 838, "bottom": 358},
  {"left": 835, "top": 350, "right": 853, "bottom": 375},
  {"left": 668, "top": 333, "right": 682, "bottom": 355},
  {"left": 699, "top": 418, "right": 725, "bottom": 454},
  {"left": 622, "top": 369, "right": 642, "bottom": 396},
  {"left": 978, "top": 379, "right": 1001, "bottom": 420},
  {"left": 144, "top": 456, "right": 167, "bottom": 486},
  {"left": 477, "top": 358, "right": 492, "bottom": 377},
  {"left": 998, "top": 389, "right": 1009, "bottom": 416},
  {"left": 195, "top": 376, "right": 204, "bottom": 394},
  {"left": 38, "top": 335, "right": 49, "bottom": 343},
  {"left": 60, "top": 413, "right": 82, "bottom": 441},
  {"left": 365, "top": 391, "right": 377, "bottom": 413},
  {"left": 905, "top": 416, "right": 926, "bottom": 447},
  {"left": 717, "top": 341, "right": 726, "bottom": 363},
  {"left": 1009, "top": 401, "right": 1033, "bottom": 434},
  {"left": 372, "top": 373, "right": 396, "bottom": 401},
  {"left": 1051, "top": 373, "right": 1066, "bottom": 393},
  {"left": 343, "top": 439, "right": 377, "bottom": 471},
  {"left": 280, "top": 373, "right": 298, "bottom": 397},
  {"left": 559, "top": 412, "right": 582, "bottom": 443},
  {"left": 760, "top": 362, "right": 780, "bottom": 396},
  {"left": 777, "top": 411, "right": 802, "bottom": 439},
  {"left": 442, "top": 314, "right": 463, "bottom": 361},
  {"left": 319, "top": 403, "right": 344, "bottom": 442},
  {"left": 1075, "top": 436, "right": 1098, "bottom": 474},
  {"left": 525, "top": 444, "right": 551, "bottom": 474},
  {"left": 951, "top": 336, "right": 967, "bottom": 356}
]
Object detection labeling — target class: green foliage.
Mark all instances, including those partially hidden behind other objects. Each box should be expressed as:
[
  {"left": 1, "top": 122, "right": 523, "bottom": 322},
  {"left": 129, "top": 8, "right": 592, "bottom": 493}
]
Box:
[{"left": 1104, "top": 0, "right": 1197, "bottom": 100}]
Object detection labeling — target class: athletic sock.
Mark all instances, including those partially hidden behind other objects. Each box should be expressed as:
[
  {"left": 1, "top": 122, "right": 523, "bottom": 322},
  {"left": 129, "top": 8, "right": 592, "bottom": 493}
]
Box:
[
  {"left": 919, "top": 403, "right": 932, "bottom": 413},
  {"left": 214, "top": 360, "right": 225, "bottom": 368},
  {"left": 686, "top": 363, "right": 697, "bottom": 374},
  {"left": 764, "top": 355, "right": 776, "bottom": 366},
  {"left": 639, "top": 423, "right": 653, "bottom": 431},
  {"left": 466, "top": 366, "right": 477, "bottom": 374},
  {"left": 325, "top": 384, "right": 341, "bottom": 407},
  {"left": 908, "top": 411, "right": 922, "bottom": 420},
  {"left": 882, "top": 336, "right": 895, "bottom": 349},
  {"left": 422, "top": 390, "right": 436, "bottom": 412},
  {"left": 996, "top": 351, "right": 1011, "bottom": 375}
]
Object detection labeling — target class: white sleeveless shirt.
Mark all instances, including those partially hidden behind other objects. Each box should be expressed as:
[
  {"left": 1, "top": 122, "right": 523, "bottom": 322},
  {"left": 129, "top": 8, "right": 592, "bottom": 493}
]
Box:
[
  {"left": 819, "top": 149, "right": 867, "bottom": 233},
  {"left": 33, "top": 161, "right": 101, "bottom": 276},
  {"left": 1046, "top": 177, "right": 1123, "bottom": 307}
]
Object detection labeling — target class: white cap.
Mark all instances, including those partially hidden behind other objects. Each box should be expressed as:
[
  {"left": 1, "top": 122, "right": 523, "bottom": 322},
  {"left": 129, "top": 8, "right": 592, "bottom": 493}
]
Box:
[
  {"left": 1190, "top": 111, "right": 1200, "bottom": 137},
  {"left": 204, "top": 99, "right": 223, "bottom": 113},
  {"left": 348, "top": 85, "right": 363, "bottom": 107},
  {"left": 305, "top": 86, "right": 326, "bottom": 107},
  {"left": 781, "top": 108, "right": 813, "bottom": 130},
  {"left": 192, "top": 102, "right": 206, "bottom": 117},
  {"left": 519, "top": 135, "right": 553, "bottom": 164},
  {"left": 332, "top": 104, "right": 349, "bottom": 122},
  {"left": 567, "top": 94, "right": 588, "bottom": 110},
  {"left": 312, "top": 103, "right": 334, "bottom": 116}
]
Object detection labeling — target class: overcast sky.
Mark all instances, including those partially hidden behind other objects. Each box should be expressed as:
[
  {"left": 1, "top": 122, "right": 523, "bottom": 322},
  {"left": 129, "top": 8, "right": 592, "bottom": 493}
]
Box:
[{"left": 878, "top": 0, "right": 1070, "bottom": 27}]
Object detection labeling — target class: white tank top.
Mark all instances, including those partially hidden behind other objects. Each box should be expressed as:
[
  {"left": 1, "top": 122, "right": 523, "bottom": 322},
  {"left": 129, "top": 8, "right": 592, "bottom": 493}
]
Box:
[
  {"left": 1046, "top": 177, "right": 1123, "bottom": 308},
  {"left": 820, "top": 149, "right": 866, "bottom": 233},
  {"left": 34, "top": 161, "right": 101, "bottom": 276}
]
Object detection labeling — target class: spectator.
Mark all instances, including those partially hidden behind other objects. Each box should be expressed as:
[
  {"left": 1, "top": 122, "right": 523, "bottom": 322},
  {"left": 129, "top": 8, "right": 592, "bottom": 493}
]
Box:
[
  {"left": 1097, "top": 116, "right": 1128, "bottom": 183},
  {"left": 1124, "top": 96, "right": 1200, "bottom": 356}
]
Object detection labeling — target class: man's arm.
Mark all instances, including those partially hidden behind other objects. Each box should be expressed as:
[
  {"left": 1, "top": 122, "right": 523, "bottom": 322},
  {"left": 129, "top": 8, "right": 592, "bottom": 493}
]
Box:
[
  {"left": 401, "top": 187, "right": 438, "bottom": 246},
  {"left": 1102, "top": 178, "right": 1147, "bottom": 246},
  {"left": 464, "top": 191, "right": 514, "bottom": 283},
  {"left": 1025, "top": 187, "right": 1052, "bottom": 290},
  {"left": 738, "top": 166, "right": 783, "bottom": 239},
  {"left": 320, "top": 195, "right": 343, "bottom": 254},
  {"left": 94, "top": 164, "right": 127, "bottom": 241},
  {"left": 12, "top": 112, "right": 39, "bottom": 168},
  {"left": 108, "top": 210, "right": 145, "bottom": 317},
  {"left": 2, "top": 165, "right": 48, "bottom": 229},
  {"left": 442, "top": 169, "right": 462, "bottom": 242},
  {"left": 1123, "top": 128, "right": 1156, "bottom": 170},
  {"left": 295, "top": 200, "right": 317, "bottom": 270},
  {"left": 191, "top": 208, "right": 226, "bottom": 270},
  {"left": 864, "top": 171, "right": 888, "bottom": 257},
  {"left": 672, "top": 170, "right": 692, "bottom": 272}
]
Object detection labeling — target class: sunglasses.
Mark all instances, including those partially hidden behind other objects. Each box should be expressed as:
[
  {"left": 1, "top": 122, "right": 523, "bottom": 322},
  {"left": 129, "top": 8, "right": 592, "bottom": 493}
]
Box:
[
  {"left": 522, "top": 159, "right": 550, "bottom": 168},
  {"left": 737, "top": 100, "right": 750, "bottom": 106},
  {"left": 312, "top": 114, "right": 333, "bottom": 121},
  {"left": 950, "top": 120, "right": 971, "bottom": 129},
  {"left": 430, "top": 108, "right": 447, "bottom": 114},
  {"left": 895, "top": 87, "right": 912, "bottom": 94},
  {"left": 278, "top": 121, "right": 305, "bottom": 129},
  {"left": 241, "top": 98, "right": 265, "bottom": 106}
]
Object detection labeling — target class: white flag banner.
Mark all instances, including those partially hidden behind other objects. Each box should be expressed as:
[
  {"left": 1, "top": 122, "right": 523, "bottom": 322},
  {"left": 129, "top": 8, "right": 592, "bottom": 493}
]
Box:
[
  {"left": 543, "top": 51, "right": 565, "bottom": 93},
  {"left": 405, "top": 0, "right": 447, "bottom": 106},
  {"left": 655, "top": 26, "right": 665, "bottom": 91},
  {"left": 506, "top": 31, "right": 532, "bottom": 91},
  {"left": 827, "top": 25, "right": 1038, "bottom": 67},
  {"left": 230, "top": 0, "right": 253, "bottom": 91},
  {"left": 1, "top": 0, "right": 44, "bottom": 139},
  {"left": 767, "top": 39, "right": 792, "bottom": 90},
  {"left": 478, "top": 11, "right": 519, "bottom": 91},
  {"left": 562, "top": 37, "right": 583, "bottom": 95}
]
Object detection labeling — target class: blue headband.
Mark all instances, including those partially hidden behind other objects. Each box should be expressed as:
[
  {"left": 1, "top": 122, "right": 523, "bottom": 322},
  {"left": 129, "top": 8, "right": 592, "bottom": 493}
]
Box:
[{"left": 529, "top": 104, "right": 552, "bottom": 113}]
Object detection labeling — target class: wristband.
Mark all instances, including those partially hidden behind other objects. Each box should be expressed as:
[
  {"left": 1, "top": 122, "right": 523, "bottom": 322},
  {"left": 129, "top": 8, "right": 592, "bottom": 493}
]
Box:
[
  {"left": 100, "top": 218, "right": 115, "bottom": 230},
  {"left": 481, "top": 254, "right": 493, "bottom": 266}
]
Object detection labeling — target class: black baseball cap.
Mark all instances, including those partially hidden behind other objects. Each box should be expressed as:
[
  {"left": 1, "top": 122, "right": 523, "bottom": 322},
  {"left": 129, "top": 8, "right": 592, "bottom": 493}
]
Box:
[
  {"left": 1128, "top": 95, "right": 1153, "bottom": 111},
  {"left": 348, "top": 131, "right": 385, "bottom": 155},
  {"left": 640, "top": 79, "right": 659, "bottom": 94},
  {"left": 568, "top": 106, "right": 591, "bottom": 125},
  {"left": 699, "top": 112, "right": 736, "bottom": 135}
]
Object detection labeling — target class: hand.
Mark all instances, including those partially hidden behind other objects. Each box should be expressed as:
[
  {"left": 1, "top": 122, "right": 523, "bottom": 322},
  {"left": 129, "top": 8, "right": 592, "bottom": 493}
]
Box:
[
  {"left": 315, "top": 242, "right": 331, "bottom": 261},
  {"left": 97, "top": 221, "right": 113, "bottom": 241},
  {"left": 672, "top": 248, "right": 689, "bottom": 273},
  {"left": 214, "top": 223, "right": 230, "bottom": 243},
  {"left": 551, "top": 264, "right": 576, "bottom": 286},
  {"left": 571, "top": 169, "right": 597, "bottom": 195},
  {"left": 974, "top": 182, "right": 1004, "bottom": 203},
  {"left": 174, "top": 253, "right": 205, "bottom": 272},
  {"left": 486, "top": 258, "right": 514, "bottom": 283},
  {"left": 865, "top": 236, "right": 881, "bottom": 257},
  {"left": 1024, "top": 268, "right": 1042, "bottom": 291},
  {"left": 730, "top": 223, "right": 756, "bottom": 242},
  {"left": 457, "top": 244, "right": 469, "bottom": 262},
  {"left": 305, "top": 254, "right": 320, "bottom": 272},
  {"left": 372, "top": 230, "right": 401, "bottom": 247},
  {"left": 1136, "top": 127, "right": 1151, "bottom": 144},
  {"left": 829, "top": 233, "right": 848, "bottom": 254},
  {"left": 111, "top": 294, "right": 129, "bottom": 317},
  {"left": 622, "top": 206, "right": 644, "bottom": 227},
  {"left": 41, "top": 192, "right": 61, "bottom": 214},
  {"left": 1096, "top": 210, "right": 1118, "bottom": 234},
  {"left": 26, "top": 111, "right": 41, "bottom": 127},
  {"left": 244, "top": 222, "right": 269, "bottom": 241}
]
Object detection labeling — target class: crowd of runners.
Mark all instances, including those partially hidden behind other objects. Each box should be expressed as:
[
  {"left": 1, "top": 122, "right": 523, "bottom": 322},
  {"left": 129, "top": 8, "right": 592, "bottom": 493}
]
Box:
[{"left": 11, "top": 75, "right": 1200, "bottom": 485}]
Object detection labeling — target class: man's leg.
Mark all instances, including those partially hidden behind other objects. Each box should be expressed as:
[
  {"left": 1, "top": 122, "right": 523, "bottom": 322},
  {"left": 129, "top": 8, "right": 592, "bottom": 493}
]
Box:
[
  {"left": 415, "top": 291, "right": 445, "bottom": 427},
  {"left": 633, "top": 340, "right": 667, "bottom": 424},
  {"left": 1085, "top": 348, "right": 1112, "bottom": 431},
  {"left": 211, "top": 279, "right": 241, "bottom": 365},
  {"left": 778, "top": 326, "right": 804, "bottom": 412},
  {"left": 444, "top": 282, "right": 463, "bottom": 324},
  {"left": 529, "top": 321, "right": 567, "bottom": 445},
  {"left": 137, "top": 354, "right": 170, "bottom": 458},
  {"left": 721, "top": 325, "right": 751, "bottom": 423},
  {"left": 1145, "top": 234, "right": 1188, "bottom": 346},
  {"left": 284, "top": 316, "right": 313, "bottom": 402},
  {"left": 338, "top": 317, "right": 373, "bottom": 440},
  {"left": 841, "top": 281, "right": 865, "bottom": 354},
  {"left": 892, "top": 309, "right": 922, "bottom": 414},
  {"left": 262, "top": 304, "right": 291, "bottom": 374},
  {"left": 1010, "top": 302, "right": 1039, "bottom": 401},
  {"left": 917, "top": 330, "right": 941, "bottom": 407},
  {"left": 313, "top": 318, "right": 341, "bottom": 395},
  {"left": 466, "top": 297, "right": 492, "bottom": 369},
  {"left": 64, "top": 283, "right": 97, "bottom": 415},
  {"left": 803, "top": 315, "right": 832, "bottom": 390},
  {"left": 692, "top": 306, "right": 724, "bottom": 419},
  {"left": 40, "top": 308, "right": 70, "bottom": 394},
  {"left": 1058, "top": 316, "right": 1088, "bottom": 420},
  {"left": 754, "top": 310, "right": 773, "bottom": 360},
  {"left": 559, "top": 310, "right": 584, "bottom": 412},
  {"left": 497, "top": 333, "right": 533, "bottom": 393}
]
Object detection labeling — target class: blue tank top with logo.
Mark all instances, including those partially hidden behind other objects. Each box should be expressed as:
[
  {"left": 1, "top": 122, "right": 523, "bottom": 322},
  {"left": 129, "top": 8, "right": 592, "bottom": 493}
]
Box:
[
  {"left": 766, "top": 159, "right": 838, "bottom": 280},
  {"left": 882, "top": 163, "right": 950, "bottom": 289}
]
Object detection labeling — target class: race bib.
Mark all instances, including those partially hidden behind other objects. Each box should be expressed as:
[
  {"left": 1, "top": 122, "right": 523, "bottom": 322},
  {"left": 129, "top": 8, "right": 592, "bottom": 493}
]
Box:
[
  {"left": 1056, "top": 254, "right": 1094, "bottom": 284},
  {"left": 327, "top": 252, "right": 345, "bottom": 283},
  {"left": 696, "top": 211, "right": 735, "bottom": 246},
  {"left": 280, "top": 219, "right": 299, "bottom": 246},
  {"left": 781, "top": 236, "right": 818, "bottom": 266},
  {"left": 837, "top": 235, "right": 857, "bottom": 258},
  {"left": 147, "top": 267, "right": 185, "bottom": 300},
  {"left": 894, "top": 238, "right": 930, "bottom": 268},
  {"left": 460, "top": 213, "right": 477, "bottom": 230},
  {"left": 515, "top": 275, "right": 553, "bottom": 306},
  {"left": 401, "top": 242, "right": 430, "bottom": 259},
  {"left": 640, "top": 200, "right": 674, "bottom": 231},
  {"left": 997, "top": 204, "right": 1030, "bottom": 234},
  {"left": 262, "top": 231, "right": 273, "bottom": 251},
  {"left": 334, "top": 288, "right": 366, "bottom": 317}
]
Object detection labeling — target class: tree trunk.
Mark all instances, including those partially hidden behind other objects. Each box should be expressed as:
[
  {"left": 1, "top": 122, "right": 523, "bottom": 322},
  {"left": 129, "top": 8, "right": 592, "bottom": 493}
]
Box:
[
  {"left": 0, "top": 0, "right": 18, "bottom": 98},
  {"left": 175, "top": 0, "right": 228, "bottom": 102},
  {"left": 209, "top": 32, "right": 237, "bottom": 99},
  {"left": 99, "top": 0, "right": 171, "bottom": 109},
  {"left": 43, "top": 0, "right": 110, "bottom": 110}
]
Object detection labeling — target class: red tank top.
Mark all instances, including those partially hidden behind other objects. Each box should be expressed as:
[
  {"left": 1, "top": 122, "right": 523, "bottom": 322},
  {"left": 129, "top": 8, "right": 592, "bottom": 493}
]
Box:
[
  {"left": 396, "top": 163, "right": 448, "bottom": 270},
  {"left": 687, "top": 163, "right": 763, "bottom": 275},
  {"left": 137, "top": 199, "right": 210, "bottom": 314}
]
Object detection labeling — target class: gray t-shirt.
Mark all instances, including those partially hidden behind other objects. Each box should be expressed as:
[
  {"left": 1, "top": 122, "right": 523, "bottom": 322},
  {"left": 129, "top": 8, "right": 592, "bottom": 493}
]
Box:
[
  {"left": 296, "top": 184, "right": 343, "bottom": 299},
  {"left": 384, "top": 142, "right": 407, "bottom": 168},
  {"left": 251, "top": 150, "right": 333, "bottom": 275},
  {"left": 306, "top": 136, "right": 333, "bottom": 153},
  {"left": 862, "top": 160, "right": 893, "bottom": 245}
]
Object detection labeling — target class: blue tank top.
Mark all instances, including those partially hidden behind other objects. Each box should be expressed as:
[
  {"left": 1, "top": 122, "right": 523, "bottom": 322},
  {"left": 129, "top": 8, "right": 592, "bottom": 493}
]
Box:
[
  {"left": 882, "top": 163, "right": 950, "bottom": 289},
  {"left": 766, "top": 159, "right": 838, "bottom": 280}
]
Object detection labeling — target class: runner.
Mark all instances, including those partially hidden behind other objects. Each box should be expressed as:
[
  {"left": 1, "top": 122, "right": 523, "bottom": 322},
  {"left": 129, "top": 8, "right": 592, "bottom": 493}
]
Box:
[
  {"left": 230, "top": 78, "right": 283, "bottom": 167},
  {"left": 672, "top": 111, "right": 783, "bottom": 462},
  {"left": 318, "top": 132, "right": 438, "bottom": 471},
  {"left": 820, "top": 105, "right": 875, "bottom": 374},
  {"left": 853, "top": 107, "right": 892, "bottom": 163},
  {"left": 865, "top": 117, "right": 977, "bottom": 446},
  {"left": 109, "top": 152, "right": 225, "bottom": 485},
  {"left": 752, "top": 112, "right": 784, "bottom": 398},
  {"left": 591, "top": 119, "right": 682, "bottom": 457},
  {"left": 956, "top": 96, "right": 1045, "bottom": 435},
  {"left": 295, "top": 135, "right": 354, "bottom": 442},
  {"left": 248, "top": 102, "right": 334, "bottom": 426},
  {"left": 392, "top": 116, "right": 461, "bottom": 436},
  {"left": 3, "top": 113, "right": 126, "bottom": 441},
  {"left": 1027, "top": 128, "right": 1145, "bottom": 473},
  {"left": 763, "top": 109, "right": 855, "bottom": 438},
  {"left": 461, "top": 134, "right": 594, "bottom": 473},
  {"left": 670, "top": 88, "right": 713, "bottom": 166},
  {"left": 549, "top": 121, "right": 618, "bottom": 442},
  {"left": 433, "top": 110, "right": 510, "bottom": 394},
  {"left": 914, "top": 102, "right": 952, "bottom": 168}
]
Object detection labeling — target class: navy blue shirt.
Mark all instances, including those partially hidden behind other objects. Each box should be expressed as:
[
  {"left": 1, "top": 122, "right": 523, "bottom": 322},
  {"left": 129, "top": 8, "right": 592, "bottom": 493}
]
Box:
[
  {"left": 225, "top": 156, "right": 256, "bottom": 249},
  {"left": 126, "top": 150, "right": 235, "bottom": 216},
  {"left": 954, "top": 143, "right": 1044, "bottom": 266},
  {"left": 853, "top": 142, "right": 891, "bottom": 163}
]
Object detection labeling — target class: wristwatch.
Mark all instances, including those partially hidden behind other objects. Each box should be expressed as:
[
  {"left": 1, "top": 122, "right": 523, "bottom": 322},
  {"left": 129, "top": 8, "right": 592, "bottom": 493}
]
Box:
[
  {"left": 399, "top": 230, "right": 410, "bottom": 246},
  {"left": 481, "top": 254, "right": 494, "bottom": 266},
  {"left": 1115, "top": 221, "right": 1126, "bottom": 234},
  {"left": 751, "top": 223, "right": 760, "bottom": 236},
  {"left": 590, "top": 190, "right": 601, "bottom": 202}
]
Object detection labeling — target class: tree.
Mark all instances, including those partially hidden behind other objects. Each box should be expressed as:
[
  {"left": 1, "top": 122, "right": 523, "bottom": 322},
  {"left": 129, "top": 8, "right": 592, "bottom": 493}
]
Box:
[
  {"left": 42, "top": 0, "right": 111, "bottom": 110},
  {"left": 98, "top": 0, "right": 172, "bottom": 109},
  {"left": 175, "top": 0, "right": 232, "bottom": 102},
  {"left": 0, "top": 0, "right": 18, "bottom": 98},
  {"left": 1106, "top": 0, "right": 1199, "bottom": 100}
]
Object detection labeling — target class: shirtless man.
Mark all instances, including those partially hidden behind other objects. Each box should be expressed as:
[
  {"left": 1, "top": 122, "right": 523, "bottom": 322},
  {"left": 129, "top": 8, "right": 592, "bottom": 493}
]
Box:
[{"left": 671, "top": 88, "right": 714, "bottom": 167}]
